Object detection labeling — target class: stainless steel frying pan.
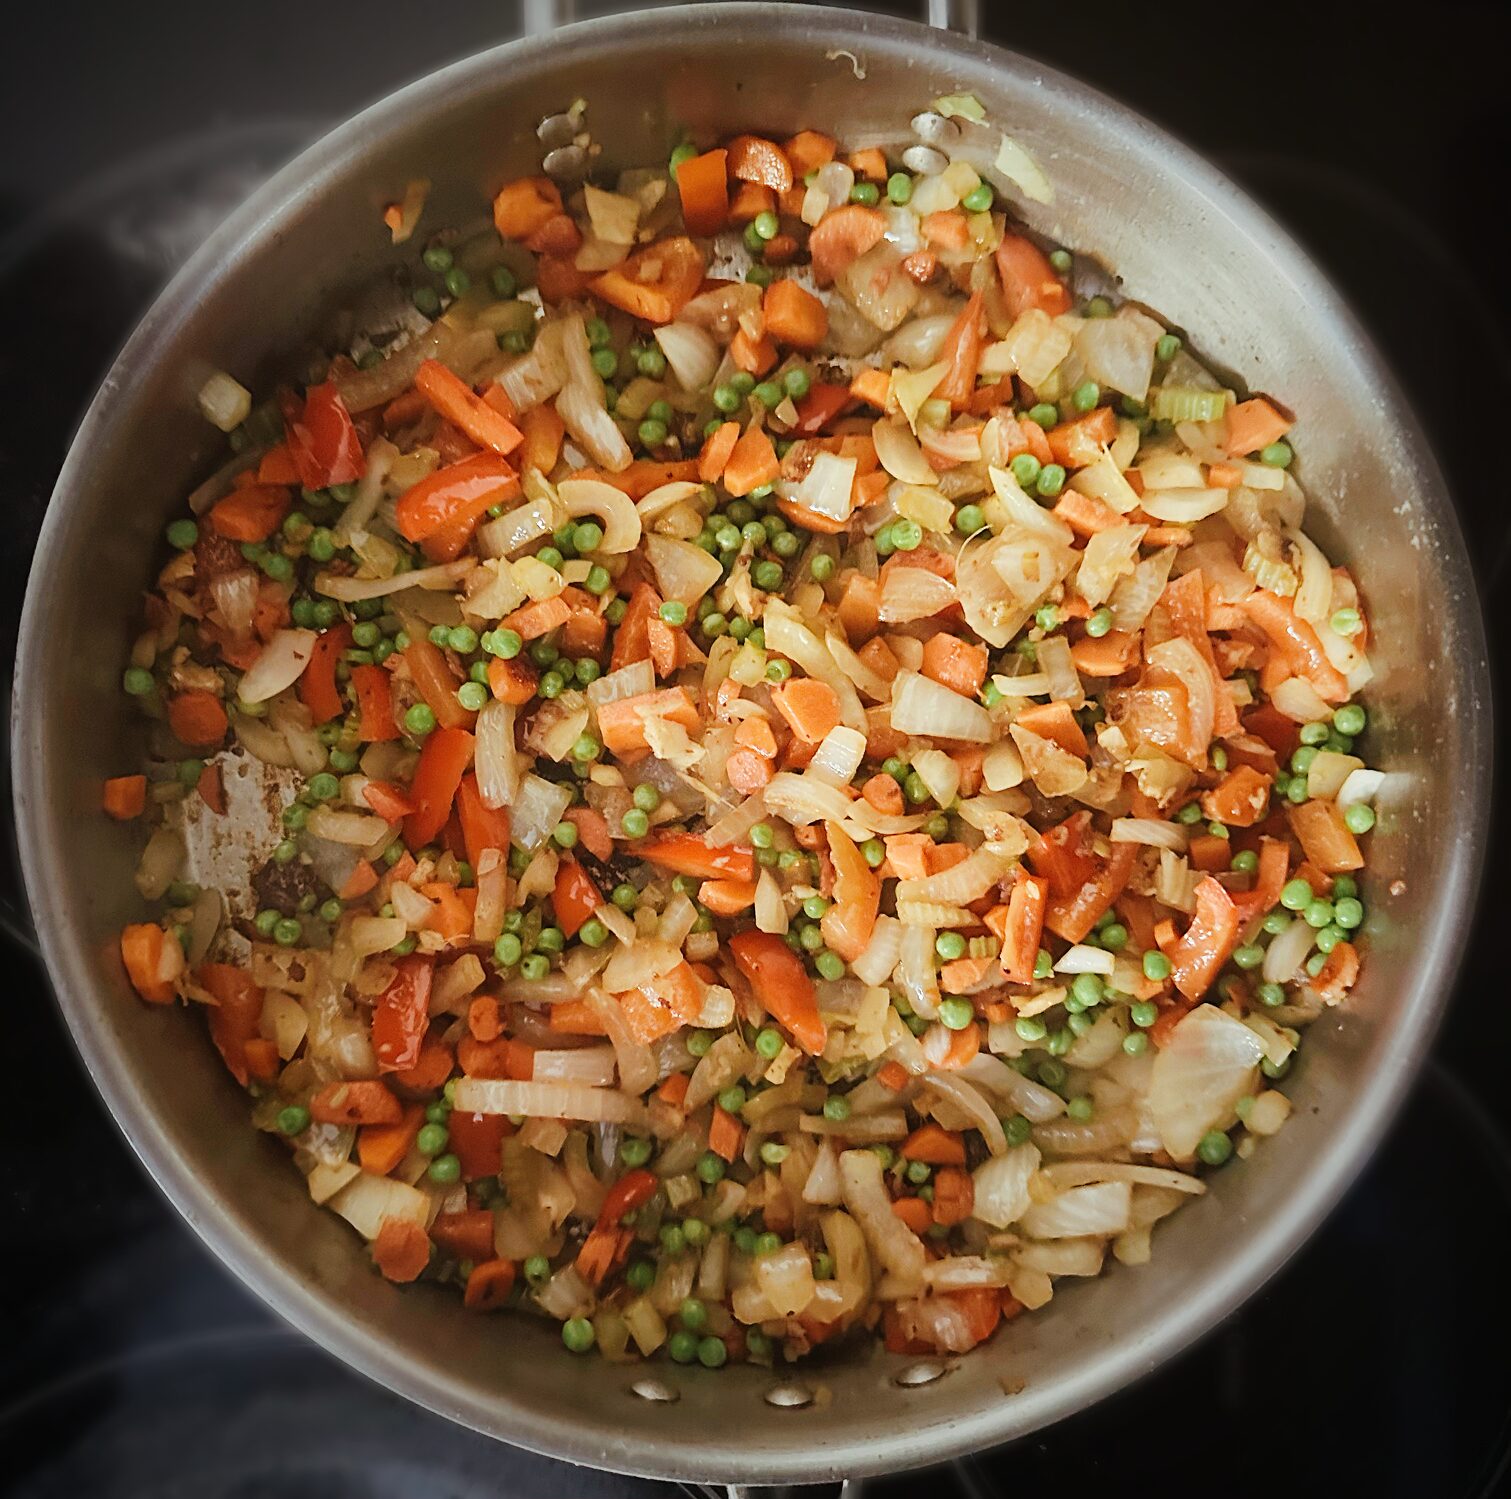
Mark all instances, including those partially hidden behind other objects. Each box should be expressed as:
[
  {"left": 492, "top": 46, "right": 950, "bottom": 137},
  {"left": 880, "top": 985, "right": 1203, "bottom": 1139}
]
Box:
[{"left": 11, "top": 2, "right": 1491, "bottom": 1485}]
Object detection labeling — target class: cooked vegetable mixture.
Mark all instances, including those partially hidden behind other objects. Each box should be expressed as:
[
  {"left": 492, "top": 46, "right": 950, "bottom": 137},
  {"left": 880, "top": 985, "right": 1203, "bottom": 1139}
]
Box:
[{"left": 109, "top": 99, "right": 1379, "bottom": 1365}]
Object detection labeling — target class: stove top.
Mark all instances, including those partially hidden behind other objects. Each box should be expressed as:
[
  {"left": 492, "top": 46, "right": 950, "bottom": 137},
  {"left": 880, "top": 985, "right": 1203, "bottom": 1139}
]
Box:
[{"left": 4, "top": 5, "right": 1508, "bottom": 1495}]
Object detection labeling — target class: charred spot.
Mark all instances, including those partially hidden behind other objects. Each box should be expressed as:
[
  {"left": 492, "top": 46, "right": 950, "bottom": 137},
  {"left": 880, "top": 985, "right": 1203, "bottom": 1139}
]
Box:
[
  {"left": 193, "top": 529, "right": 243, "bottom": 581},
  {"left": 574, "top": 845, "right": 640, "bottom": 891},
  {"left": 252, "top": 855, "right": 325, "bottom": 917}
]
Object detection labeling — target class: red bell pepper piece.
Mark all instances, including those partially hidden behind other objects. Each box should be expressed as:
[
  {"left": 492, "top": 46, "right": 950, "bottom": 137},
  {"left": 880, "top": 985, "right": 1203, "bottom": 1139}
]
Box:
[
  {"left": 403, "top": 726, "right": 475, "bottom": 848},
  {"left": 728, "top": 929, "right": 827, "bottom": 1056},
  {"left": 402, "top": 636, "right": 475, "bottom": 730},
  {"left": 371, "top": 954, "right": 434, "bottom": 1074},
  {"left": 198, "top": 962, "right": 264, "bottom": 1087},
  {"left": 597, "top": 1168, "right": 659, "bottom": 1227},
  {"left": 297, "top": 623, "right": 351, "bottom": 725},
  {"left": 1168, "top": 876, "right": 1241, "bottom": 1000},
  {"left": 791, "top": 382, "right": 852, "bottom": 436},
  {"left": 1023, "top": 810, "right": 1097, "bottom": 898},
  {"left": 552, "top": 856, "right": 603, "bottom": 940},
  {"left": 284, "top": 382, "right": 366, "bottom": 490},
  {"left": 448, "top": 1109, "right": 512, "bottom": 1180},
  {"left": 393, "top": 453, "right": 518, "bottom": 557},
  {"left": 1044, "top": 843, "right": 1136, "bottom": 945},
  {"left": 637, "top": 834, "right": 755, "bottom": 882},
  {"left": 455, "top": 774, "right": 511, "bottom": 869},
  {"left": 414, "top": 360, "right": 524, "bottom": 459},
  {"left": 350, "top": 663, "right": 399, "bottom": 742},
  {"left": 998, "top": 871, "right": 1049, "bottom": 984},
  {"left": 363, "top": 779, "right": 416, "bottom": 822}
]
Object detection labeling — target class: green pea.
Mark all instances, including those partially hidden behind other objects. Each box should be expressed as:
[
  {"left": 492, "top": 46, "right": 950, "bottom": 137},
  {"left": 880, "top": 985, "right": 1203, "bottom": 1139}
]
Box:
[
  {"left": 123, "top": 666, "right": 156, "bottom": 697},
  {"left": 781, "top": 366, "right": 811, "bottom": 400},
  {"left": 1048, "top": 248, "right": 1073, "bottom": 273},
  {"left": 562, "top": 1316, "right": 596, "bottom": 1354},
  {"left": 1028, "top": 402, "right": 1059, "bottom": 429},
  {"left": 860, "top": 838, "right": 886, "bottom": 869},
  {"left": 753, "top": 559, "right": 785, "bottom": 591},
  {"left": 404, "top": 703, "right": 436, "bottom": 737},
  {"left": 413, "top": 285, "right": 441, "bottom": 317},
  {"left": 1197, "top": 1130, "right": 1233, "bottom": 1167},
  {"left": 938, "top": 996, "right": 974, "bottom": 1030},
  {"left": 1303, "top": 899, "right": 1335, "bottom": 930},
  {"left": 961, "top": 181, "right": 994, "bottom": 212},
  {"left": 637, "top": 418, "right": 668, "bottom": 449},
  {"left": 810, "top": 553, "right": 836, "bottom": 582},
  {"left": 1071, "top": 380, "right": 1100, "bottom": 413},
  {"left": 886, "top": 172, "right": 913, "bottom": 204},
  {"left": 1343, "top": 803, "right": 1375, "bottom": 834},
  {"left": 1155, "top": 333, "right": 1182, "bottom": 362},
  {"left": 950, "top": 502, "right": 986, "bottom": 538},
  {"left": 1084, "top": 295, "right": 1113, "bottom": 318},
  {"left": 493, "top": 932, "right": 523, "bottom": 967},
  {"left": 754, "top": 1231, "right": 782, "bottom": 1257},
  {"left": 416, "top": 1122, "right": 449, "bottom": 1156},
  {"left": 1280, "top": 878, "right": 1314, "bottom": 911},
  {"left": 490, "top": 265, "right": 518, "bottom": 299},
  {"left": 1257, "top": 982, "right": 1285, "bottom": 1008},
  {"left": 1099, "top": 922, "right": 1129, "bottom": 951},
  {"left": 754, "top": 380, "right": 783, "bottom": 410},
  {"left": 695, "top": 1150, "right": 726, "bottom": 1185},
  {"left": 166, "top": 517, "right": 199, "bottom": 550},
  {"left": 1262, "top": 911, "right": 1290, "bottom": 936},
  {"left": 1122, "top": 1031, "right": 1150, "bottom": 1056},
  {"left": 619, "top": 808, "right": 649, "bottom": 838},
  {"left": 520, "top": 954, "right": 550, "bottom": 980},
  {"left": 1066, "top": 1095, "right": 1094, "bottom": 1123},
  {"left": 1085, "top": 607, "right": 1114, "bottom": 638},
  {"left": 1131, "top": 1001, "right": 1159, "bottom": 1029},
  {"left": 1232, "top": 944, "right": 1264, "bottom": 970},
  {"left": 1015, "top": 1015, "right": 1047, "bottom": 1043},
  {"left": 1035, "top": 463, "right": 1066, "bottom": 497},
  {"left": 814, "top": 950, "right": 844, "bottom": 981},
  {"left": 935, "top": 931, "right": 967, "bottom": 962},
  {"left": 273, "top": 916, "right": 302, "bottom": 946},
  {"left": 712, "top": 383, "right": 740, "bottom": 414},
  {"left": 1230, "top": 849, "right": 1259, "bottom": 875},
  {"left": 764, "top": 656, "right": 790, "bottom": 681},
  {"left": 1259, "top": 441, "right": 1293, "bottom": 468}
]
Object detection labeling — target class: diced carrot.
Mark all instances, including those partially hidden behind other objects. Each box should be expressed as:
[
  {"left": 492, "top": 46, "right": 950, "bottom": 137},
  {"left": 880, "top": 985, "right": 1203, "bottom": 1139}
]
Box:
[
  {"left": 1013, "top": 700, "right": 1089, "bottom": 758},
  {"left": 939, "top": 956, "right": 996, "bottom": 992},
  {"left": 658, "top": 1071, "right": 691, "bottom": 1110},
  {"left": 920, "top": 632, "right": 988, "bottom": 697},
  {"left": 762, "top": 279, "right": 828, "bottom": 349},
  {"left": 1188, "top": 833, "right": 1231, "bottom": 872},
  {"left": 900, "top": 1122, "right": 966, "bottom": 1165},
  {"left": 698, "top": 420, "right": 741, "bottom": 484},
  {"left": 862, "top": 773, "right": 905, "bottom": 816},
  {"left": 372, "top": 1218, "right": 432, "bottom": 1283},
  {"left": 492, "top": 176, "right": 563, "bottom": 240},
  {"left": 339, "top": 862, "right": 379, "bottom": 901},
  {"left": 486, "top": 656, "right": 538, "bottom": 705},
  {"left": 167, "top": 691, "right": 228, "bottom": 748},
  {"left": 639, "top": 835, "right": 754, "bottom": 882},
  {"left": 808, "top": 204, "right": 887, "bottom": 286},
  {"left": 1046, "top": 407, "right": 1118, "bottom": 469},
  {"left": 391, "top": 1038, "right": 454, "bottom": 1094},
  {"left": 102, "top": 774, "right": 147, "bottom": 820},
  {"left": 525, "top": 212, "right": 582, "bottom": 257},
  {"left": 877, "top": 1060, "right": 909, "bottom": 1092},
  {"left": 403, "top": 726, "right": 475, "bottom": 849},
  {"left": 431, "top": 1210, "right": 496, "bottom": 1264},
  {"left": 500, "top": 595, "right": 571, "bottom": 641},
  {"left": 120, "top": 923, "right": 176, "bottom": 1004},
  {"left": 922, "top": 210, "right": 970, "bottom": 251},
  {"left": 726, "top": 135, "right": 793, "bottom": 193},
  {"left": 596, "top": 686, "right": 700, "bottom": 757},
  {"left": 708, "top": 1104, "right": 746, "bottom": 1162},
  {"left": 733, "top": 715, "right": 778, "bottom": 759},
  {"left": 849, "top": 367, "right": 892, "bottom": 411},
  {"left": 891, "top": 1196, "right": 935, "bottom": 1235},
  {"left": 722, "top": 425, "right": 780, "bottom": 497},
  {"left": 195, "top": 762, "right": 226, "bottom": 814},
  {"left": 674, "top": 148, "right": 729, "bottom": 236},
  {"left": 310, "top": 1079, "right": 402, "bottom": 1126},
  {"left": 466, "top": 994, "right": 503, "bottom": 1044},
  {"left": 1071, "top": 630, "right": 1139, "bottom": 676},
  {"left": 836, "top": 573, "right": 881, "bottom": 643},
  {"left": 535, "top": 254, "right": 593, "bottom": 304},
  {"left": 770, "top": 677, "right": 841, "bottom": 744},
  {"left": 901, "top": 249, "right": 939, "bottom": 284},
  {"left": 1223, "top": 397, "right": 1292, "bottom": 457},
  {"left": 1286, "top": 800, "right": 1364, "bottom": 873},
  {"left": 995, "top": 233, "right": 1071, "bottom": 319},
  {"left": 724, "top": 748, "right": 775, "bottom": 795},
  {"left": 728, "top": 180, "right": 777, "bottom": 225},
  {"left": 562, "top": 806, "right": 613, "bottom": 861},
  {"left": 931, "top": 1166, "right": 975, "bottom": 1227},
  {"left": 590, "top": 236, "right": 705, "bottom": 325},
  {"left": 729, "top": 325, "right": 778, "bottom": 376},
  {"left": 783, "top": 130, "right": 837, "bottom": 178},
  {"left": 463, "top": 1259, "right": 518, "bottom": 1310},
  {"left": 1314, "top": 940, "right": 1360, "bottom": 1002},
  {"left": 698, "top": 877, "right": 760, "bottom": 916},
  {"left": 256, "top": 443, "right": 301, "bottom": 484},
  {"left": 207, "top": 484, "right": 290, "bottom": 543},
  {"left": 1053, "top": 489, "right": 1122, "bottom": 536},
  {"left": 457, "top": 1035, "right": 535, "bottom": 1081},
  {"left": 1241, "top": 590, "right": 1350, "bottom": 703},
  {"left": 359, "top": 1104, "right": 425, "bottom": 1176},
  {"left": 1207, "top": 461, "right": 1242, "bottom": 489},
  {"left": 552, "top": 855, "right": 603, "bottom": 940}
]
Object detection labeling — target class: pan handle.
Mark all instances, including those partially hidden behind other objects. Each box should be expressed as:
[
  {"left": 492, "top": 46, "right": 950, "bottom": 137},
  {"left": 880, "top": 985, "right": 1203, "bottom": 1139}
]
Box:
[{"left": 524, "top": 0, "right": 980, "bottom": 40}]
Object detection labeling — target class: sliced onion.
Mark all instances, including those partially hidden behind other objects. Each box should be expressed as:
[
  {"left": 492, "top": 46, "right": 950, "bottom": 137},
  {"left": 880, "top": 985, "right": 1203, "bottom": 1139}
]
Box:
[
  {"left": 896, "top": 922, "right": 940, "bottom": 1020},
  {"left": 511, "top": 772, "right": 571, "bottom": 851},
  {"left": 236, "top": 630, "right": 317, "bottom": 705},
  {"left": 558, "top": 478, "right": 642, "bottom": 553},
  {"left": 602, "top": 938, "right": 679, "bottom": 996},
  {"left": 1337, "top": 767, "right": 1385, "bottom": 810},
  {"left": 896, "top": 847, "right": 1013, "bottom": 907},
  {"left": 474, "top": 700, "right": 520, "bottom": 810},
  {"left": 882, "top": 314, "right": 958, "bottom": 371},
  {"left": 207, "top": 569, "right": 259, "bottom": 638},
  {"left": 873, "top": 419, "right": 938, "bottom": 484},
  {"left": 476, "top": 497, "right": 558, "bottom": 559},
  {"left": 328, "top": 1173, "right": 433, "bottom": 1240},
  {"left": 926, "top": 1072, "right": 1007, "bottom": 1155},
  {"left": 653, "top": 322, "right": 721, "bottom": 391},
  {"left": 755, "top": 1242, "right": 817, "bottom": 1317},
  {"left": 806, "top": 725, "right": 868, "bottom": 787},
  {"left": 1147, "top": 1004, "right": 1265, "bottom": 1158},
  {"left": 496, "top": 318, "right": 567, "bottom": 413},
  {"left": 557, "top": 382, "right": 632, "bottom": 474},
  {"left": 970, "top": 1144, "right": 1041, "bottom": 1227},
  {"left": 890, "top": 671, "right": 991, "bottom": 742},
  {"left": 839, "top": 1148, "right": 926, "bottom": 1287},
  {"left": 1111, "top": 817, "right": 1187, "bottom": 850},
  {"left": 643, "top": 533, "right": 722, "bottom": 604},
  {"left": 532, "top": 1046, "right": 617, "bottom": 1087},
  {"left": 452, "top": 1078, "right": 647, "bottom": 1125},
  {"left": 849, "top": 914, "right": 902, "bottom": 987},
  {"left": 755, "top": 867, "right": 788, "bottom": 935},
  {"left": 1146, "top": 636, "right": 1215, "bottom": 760},
  {"left": 879, "top": 566, "right": 955, "bottom": 623},
  {"left": 305, "top": 806, "right": 389, "bottom": 846},
  {"left": 587, "top": 658, "right": 655, "bottom": 709},
  {"left": 1075, "top": 524, "right": 1145, "bottom": 609},
  {"left": 1262, "top": 914, "right": 1315, "bottom": 984},
  {"left": 1074, "top": 308, "right": 1162, "bottom": 402},
  {"left": 1108, "top": 545, "right": 1177, "bottom": 633},
  {"left": 763, "top": 772, "right": 924, "bottom": 835},
  {"left": 314, "top": 560, "right": 472, "bottom": 602},
  {"left": 787, "top": 451, "right": 857, "bottom": 525},
  {"left": 1053, "top": 944, "right": 1116, "bottom": 976},
  {"left": 1021, "top": 1181, "right": 1132, "bottom": 1239}
]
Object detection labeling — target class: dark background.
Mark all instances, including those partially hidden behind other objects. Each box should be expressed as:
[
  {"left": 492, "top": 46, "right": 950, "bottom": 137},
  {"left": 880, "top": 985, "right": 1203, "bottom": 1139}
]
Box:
[{"left": 2, "top": 3, "right": 1509, "bottom": 1496}]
